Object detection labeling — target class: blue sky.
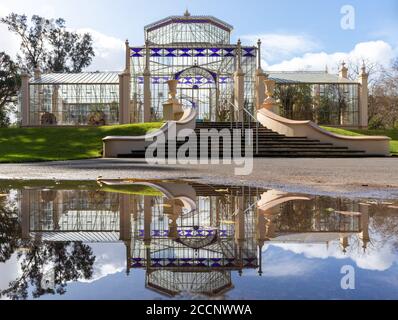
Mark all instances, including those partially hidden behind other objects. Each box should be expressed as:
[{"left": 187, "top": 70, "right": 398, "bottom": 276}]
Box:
[{"left": 1, "top": 0, "right": 397, "bottom": 71}]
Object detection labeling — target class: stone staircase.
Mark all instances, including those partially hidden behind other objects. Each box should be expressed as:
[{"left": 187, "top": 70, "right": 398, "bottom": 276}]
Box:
[{"left": 118, "top": 121, "right": 370, "bottom": 158}]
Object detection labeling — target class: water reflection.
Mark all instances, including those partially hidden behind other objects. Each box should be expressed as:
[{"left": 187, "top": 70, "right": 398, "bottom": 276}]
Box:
[{"left": 0, "top": 179, "right": 397, "bottom": 299}]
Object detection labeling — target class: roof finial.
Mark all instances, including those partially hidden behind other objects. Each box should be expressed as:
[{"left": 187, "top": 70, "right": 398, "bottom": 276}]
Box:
[
  {"left": 184, "top": 9, "right": 191, "bottom": 17},
  {"left": 361, "top": 60, "right": 366, "bottom": 73}
]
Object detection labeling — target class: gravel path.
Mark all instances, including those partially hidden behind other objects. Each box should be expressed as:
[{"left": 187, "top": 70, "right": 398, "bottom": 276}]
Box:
[{"left": 1, "top": 158, "right": 398, "bottom": 199}]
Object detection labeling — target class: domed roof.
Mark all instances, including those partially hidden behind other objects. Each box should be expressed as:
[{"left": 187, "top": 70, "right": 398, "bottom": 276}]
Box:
[
  {"left": 144, "top": 11, "right": 233, "bottom": 45},
  {"left": 144, "top": 11, "right": 233, "bottom": 33}
]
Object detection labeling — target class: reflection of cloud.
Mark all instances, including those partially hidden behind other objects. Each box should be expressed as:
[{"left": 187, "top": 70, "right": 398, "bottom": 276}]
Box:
[
  {"left": 244, "top": 244, "right": 317, "bottom": 278},
  {"left": 0, "top": 253, "right": 22, "bottom": 300},
  {"left": 262, "top": 258, "right": 316, "bottom": 277},
  {"left": 269, "top": 233, "right": 398, "bottom": 272},
  {"left": 80, "top": 243, "right": 126, "bottom": 283}
]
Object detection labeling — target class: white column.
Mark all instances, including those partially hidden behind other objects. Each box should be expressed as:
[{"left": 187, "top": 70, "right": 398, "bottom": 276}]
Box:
[
  {"left": 143, "top": 41, "right": 151, "bottom": 123},
  {"left": 119, "top": 194, "right": 132, "bottom": 242},
  {"left": 339, "top": 61, "right": 348, "bottom": 79},
  {"left": 255, "top": 39, "right": 267, "bottom": 111},
  {"left": 358, "top": 64, "right": 369, "bottom": 128},
  {"left": 125, "top": 39, "right": 131, "bottom": 73},
  {"left": 21, "top": 73, "right": 30, "bottom": 127},
  {"left": 118, "top": 72, "right": 130, "bottom": 124},
  {"left": 143, "top": 196, "right": 152, "bottom": 247},
  {"left": 234, "top": 39, "right": 245, "bottom": 122}
]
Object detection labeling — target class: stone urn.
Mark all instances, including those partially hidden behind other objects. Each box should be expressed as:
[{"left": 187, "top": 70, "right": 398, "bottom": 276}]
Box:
[
  {"left": 88, "top": 111, "right": 106, "bottom": 126},
  {"left": 40, "top": 190, "right": 57, "bottom": 202},
  {"left": 262, "top": 79, "right": 278, "bottom": 113},
  {"left": 163, "top": 80, "right": 183, "bottom": 121},
  {"left": 41, "top": 112, "right": 57, "bottom": 125},
  {"left": 167, "top": 79, "right": 179, "bottom": 102},
  {"left": 264, "top": 79, "right": 276, "bottom": 98}
]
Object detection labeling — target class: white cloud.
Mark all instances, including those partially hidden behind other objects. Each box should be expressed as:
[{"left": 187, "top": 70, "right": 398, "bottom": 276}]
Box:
[
  {"left": 0, "top": 4, "right": 20, "bottom": 59},
  {"left": 77, "top": 28, "right": 125, "bottom": 71},
  {"left": 265, "top": 40, "right": 397, "bottom": 73},
  {"left": 241, "top": 33, "right": 319, "bottom": 63}
]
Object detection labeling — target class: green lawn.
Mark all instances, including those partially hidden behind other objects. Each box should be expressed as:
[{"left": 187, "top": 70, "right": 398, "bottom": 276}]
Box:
[
  {"left": 0, "top": 123, "right": 395, "bottom": 163},
  {"left": 0, "top": 123, "right": 163, "bottom": 163},
  {"left": 322, "top": 126, "right": 398, "bottom": 155}
]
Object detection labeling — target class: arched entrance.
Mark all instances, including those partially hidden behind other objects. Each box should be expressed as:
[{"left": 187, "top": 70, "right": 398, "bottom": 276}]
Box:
[{"left": 174, "top": 66, "right": 218, "bottom": 122}]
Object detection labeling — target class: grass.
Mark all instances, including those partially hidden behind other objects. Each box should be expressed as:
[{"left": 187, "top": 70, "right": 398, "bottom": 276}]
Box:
[
  {"left": 322, "top": 126, "right": 398, "bottom": 155},
  {"left": 0, "top": 123, "right": 163, "bottom": 163},
  {"left": 0, "top": 179, "right": 164, "bottom": 196},
  {"left": 1, "top": 123, "right": 396, "bottom": 163},
  {"left": 100, "top": 184, "right": 164, "bottom": 196}
]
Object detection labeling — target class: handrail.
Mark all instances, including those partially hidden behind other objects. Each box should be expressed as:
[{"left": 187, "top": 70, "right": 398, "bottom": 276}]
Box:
[{"left": 227, "top": 101, "right": 259, "bottom": 154}]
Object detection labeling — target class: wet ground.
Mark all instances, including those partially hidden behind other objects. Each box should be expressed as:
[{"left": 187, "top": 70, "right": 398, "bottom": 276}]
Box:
[
  {"left": 1, "top": 179, "right": 398, "bottom": 300},
  {"left": 0, "top": 158, "right": 398, "bottom": 198}
]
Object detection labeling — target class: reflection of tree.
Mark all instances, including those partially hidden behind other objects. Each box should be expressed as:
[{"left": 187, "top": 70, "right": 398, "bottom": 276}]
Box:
[
  {"left": 367, "top": 205, "right": 398, "bottom": 251},
  {"left": 0, "top": 188, "right": 98, "bottom": 300},
  {"left": 0, "top": 241, "right": 95, "bottom": 300},
  {"left": 276, "top": 197, "right": 359, "bottom": 233},
  {"left": 0, "top": 205, "right": 21, "bottom": 263}
]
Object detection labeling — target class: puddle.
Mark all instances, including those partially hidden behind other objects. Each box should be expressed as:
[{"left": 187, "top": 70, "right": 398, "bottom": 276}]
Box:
[{"left": 0, "top": 179, "right": 398, "bottom": 300}]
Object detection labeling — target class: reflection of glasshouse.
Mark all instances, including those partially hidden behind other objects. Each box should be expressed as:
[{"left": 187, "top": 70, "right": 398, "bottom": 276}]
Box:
[{"left": 19, "top": 11, "right": 368, "bottom": 128}]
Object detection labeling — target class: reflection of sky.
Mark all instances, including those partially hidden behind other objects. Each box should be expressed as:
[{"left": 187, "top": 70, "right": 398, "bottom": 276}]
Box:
[
  {"left": 229, "top": 245, "right": 398, "bottom": 300},
  {"left": 31, "top": 239, "right": 398, "bottom": 300},
  {"left": 0, "top": 253, "right": 21, "bottom": 300}
]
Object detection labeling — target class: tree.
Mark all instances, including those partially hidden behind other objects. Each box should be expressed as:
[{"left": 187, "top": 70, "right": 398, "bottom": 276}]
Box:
[
  {"left": 0, "top": 14, "right": 50, "bottom": 72},
  {"left": 46, "top": 18, "right": 95, "bottom": 72},
  {"left": 0, "top": 52, "right": 20, "bottom": 127},
  {"left": 368, "top": 58, "right": 398, "bottom": 129},
  {"left": 1, "top": 13, "right": 95, "bottom": 73}
]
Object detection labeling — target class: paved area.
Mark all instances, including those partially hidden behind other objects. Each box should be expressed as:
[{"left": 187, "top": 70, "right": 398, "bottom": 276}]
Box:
[{"left": 1, "top": 158, "right": 398, "bottom": 199}]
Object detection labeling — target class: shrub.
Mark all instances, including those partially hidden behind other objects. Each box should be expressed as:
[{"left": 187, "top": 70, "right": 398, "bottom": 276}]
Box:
[{"left": 368, "top": 116, "right": 386, "bottom": 130}]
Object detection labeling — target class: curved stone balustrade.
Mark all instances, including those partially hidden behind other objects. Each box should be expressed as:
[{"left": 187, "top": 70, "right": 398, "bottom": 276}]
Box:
[
  {"left": 103, "top": 107, "right": 197, "bottom": 158},
  {"left": 257, "top": 108, "right": 391, "bottom": 157},
  {"left": 98, "top": 179, "right": 197, "bottom": 213}
]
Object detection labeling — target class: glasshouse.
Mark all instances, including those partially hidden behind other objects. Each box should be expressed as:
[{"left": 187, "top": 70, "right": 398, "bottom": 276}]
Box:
[{"left": 19, "top": 11, "right": 369, "bottom": 128}]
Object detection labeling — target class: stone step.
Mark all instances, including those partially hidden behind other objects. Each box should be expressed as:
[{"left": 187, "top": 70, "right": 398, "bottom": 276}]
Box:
[
  {"left": 118, "top": 151, "right": 368, "bottom": 159},
  {"left": 162, "top": 140, "right": 332, "bottom": 146},
  {"left": 118, "top": 122, "right": 369, "bottom": 158},
  {"left": 153, "top": 146, "right": 351, "bottom": 152}
]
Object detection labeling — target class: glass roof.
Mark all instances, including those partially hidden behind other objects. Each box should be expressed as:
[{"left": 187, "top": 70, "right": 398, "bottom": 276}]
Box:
[
  {"left": 268, "top": 71, "right": 359, "bottom": 84},
  {"left": 144, "top": 11, "right": 232, "bottom": 45},
  {"left": 29, "top": 72, "right": 120, "bottom": 85}
]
